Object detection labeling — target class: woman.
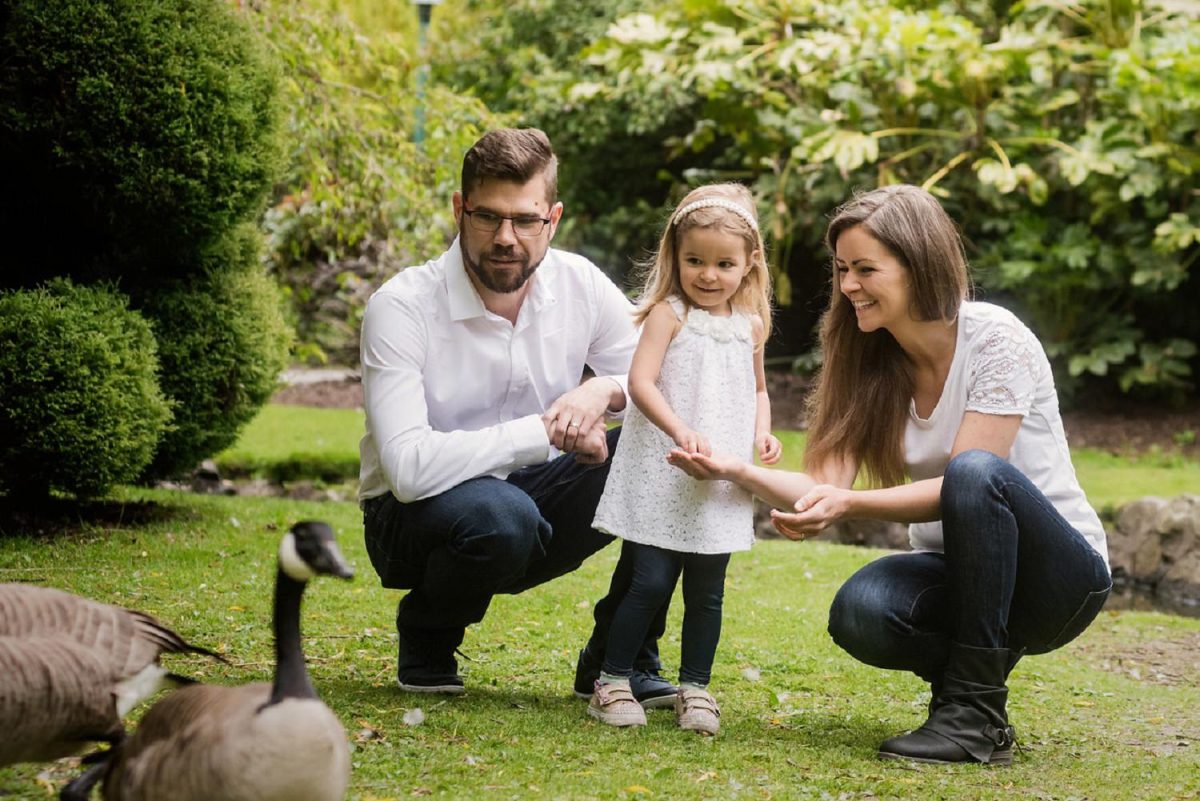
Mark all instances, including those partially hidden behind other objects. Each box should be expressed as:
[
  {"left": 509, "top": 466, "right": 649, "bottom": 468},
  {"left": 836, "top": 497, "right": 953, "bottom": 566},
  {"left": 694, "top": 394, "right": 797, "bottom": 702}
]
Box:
[{"left": 668, "top": 184, "right": 1112, "bottom": 765}]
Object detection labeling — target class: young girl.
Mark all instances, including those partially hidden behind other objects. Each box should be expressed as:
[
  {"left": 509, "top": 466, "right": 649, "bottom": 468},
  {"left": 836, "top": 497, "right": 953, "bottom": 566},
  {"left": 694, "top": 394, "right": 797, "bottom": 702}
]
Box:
[
  {"left": 669, "top": 185, "right": 1111, "bottom": 763},
  {"left": 584, "top": 183, "right": 780, "bottom": 734}
]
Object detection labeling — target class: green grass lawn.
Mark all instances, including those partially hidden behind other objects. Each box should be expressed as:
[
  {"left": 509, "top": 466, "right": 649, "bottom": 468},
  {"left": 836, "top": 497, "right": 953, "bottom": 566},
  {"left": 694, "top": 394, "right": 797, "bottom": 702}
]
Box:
[
  {"left": 215, "top": 405, "right": 364, "bottom": 482},
  {"left": 1, "top": 489, "right": 1198, "bottom": 800},
  {"left": 7, "top": 405, "right": 1194, "bottom": 799}
]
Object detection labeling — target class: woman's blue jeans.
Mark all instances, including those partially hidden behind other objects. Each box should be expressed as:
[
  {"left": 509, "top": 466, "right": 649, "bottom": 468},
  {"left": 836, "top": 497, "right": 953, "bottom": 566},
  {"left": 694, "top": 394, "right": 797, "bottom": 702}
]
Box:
[
  {"left": 602, "top": 542, "right": 730, "bottom": 686},
  {"left": 828, "top": 450, "right": 1112, "bottom": 682}
]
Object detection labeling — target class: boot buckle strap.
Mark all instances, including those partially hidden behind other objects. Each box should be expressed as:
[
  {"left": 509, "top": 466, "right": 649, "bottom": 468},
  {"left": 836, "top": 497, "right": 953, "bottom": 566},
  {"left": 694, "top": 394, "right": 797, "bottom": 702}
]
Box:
[{"left": 984, "top": 724, "right": 1015, "bottom": 748}]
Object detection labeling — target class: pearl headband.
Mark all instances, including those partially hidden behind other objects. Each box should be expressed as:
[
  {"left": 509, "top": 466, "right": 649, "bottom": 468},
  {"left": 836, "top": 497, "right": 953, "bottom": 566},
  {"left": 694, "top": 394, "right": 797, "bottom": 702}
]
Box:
[{"left": 672, "top": 197, "right": 759, "bottom": 232}]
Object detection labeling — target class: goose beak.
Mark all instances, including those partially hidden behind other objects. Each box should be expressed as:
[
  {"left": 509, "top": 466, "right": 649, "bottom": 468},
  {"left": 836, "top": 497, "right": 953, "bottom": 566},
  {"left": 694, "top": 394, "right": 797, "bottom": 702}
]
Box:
[{"left": 315, "top": 541, "right": 355, "bottom": 580}]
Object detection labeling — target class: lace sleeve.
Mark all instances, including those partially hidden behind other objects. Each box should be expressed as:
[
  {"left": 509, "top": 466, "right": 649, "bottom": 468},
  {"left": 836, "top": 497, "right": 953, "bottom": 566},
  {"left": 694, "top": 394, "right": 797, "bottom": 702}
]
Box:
[{"left": 965, "top": 319, "right": 1042, "bottom": 416}]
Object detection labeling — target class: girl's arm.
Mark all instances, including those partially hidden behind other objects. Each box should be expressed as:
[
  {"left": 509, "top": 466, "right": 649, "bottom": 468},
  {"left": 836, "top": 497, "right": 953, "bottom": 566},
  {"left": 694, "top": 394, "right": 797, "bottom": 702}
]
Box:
[
  {"left": 629, "top": 302, "right": 710, "bottom": 453},
  {"left": 771, "top": 411, "right": 1023, "bottom": 539},
  {"left": 666, "top": 449, "right": 857, "bottom": 513},
  {"left": 751, "top": 319, "right": 782, "bottom": 464}
]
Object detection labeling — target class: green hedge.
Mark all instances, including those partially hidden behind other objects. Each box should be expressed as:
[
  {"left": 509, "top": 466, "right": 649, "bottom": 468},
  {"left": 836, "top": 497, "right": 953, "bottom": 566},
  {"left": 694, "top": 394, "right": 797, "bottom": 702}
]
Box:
[
  {"left": 0, "top": 281, "right": 172, "bottom": 499},
  {"left": 0, "top": 0, "right": 282, "bottom": 289},
  {"left": 140, "top": 228, "right": 292, "bottom": 478}
]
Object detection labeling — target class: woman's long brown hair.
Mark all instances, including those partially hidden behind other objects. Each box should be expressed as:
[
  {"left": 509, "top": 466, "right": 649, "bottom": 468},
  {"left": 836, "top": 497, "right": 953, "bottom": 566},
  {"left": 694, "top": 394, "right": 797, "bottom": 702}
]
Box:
[{"left": 805, "top": 185, "right": 969, "bottom": 487}]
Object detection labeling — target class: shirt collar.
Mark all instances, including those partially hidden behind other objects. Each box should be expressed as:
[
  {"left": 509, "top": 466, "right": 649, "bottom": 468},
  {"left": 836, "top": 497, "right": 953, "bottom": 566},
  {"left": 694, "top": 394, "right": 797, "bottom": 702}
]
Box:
[{"left": 446, "top": 237, "right": 486, "bottom": 322}]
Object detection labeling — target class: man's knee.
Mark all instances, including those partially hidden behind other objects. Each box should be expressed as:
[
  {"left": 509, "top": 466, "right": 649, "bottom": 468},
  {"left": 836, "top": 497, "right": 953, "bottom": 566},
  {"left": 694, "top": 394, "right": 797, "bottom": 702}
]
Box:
[{"left": 449, "top": 495, "right": 549, "bottom": 569}]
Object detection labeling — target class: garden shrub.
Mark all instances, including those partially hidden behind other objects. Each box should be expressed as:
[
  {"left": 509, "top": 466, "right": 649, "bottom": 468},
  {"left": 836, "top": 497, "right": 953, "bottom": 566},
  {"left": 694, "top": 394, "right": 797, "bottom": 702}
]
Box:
[
  {"left": 0, "top": 0, "right": 282, "bottom": 289},
  {"left": 0, "top": 280, "right": 172, "bottom": 499},
  {"left": 140, "top": 227, "right": 291, "bottom": 478}
]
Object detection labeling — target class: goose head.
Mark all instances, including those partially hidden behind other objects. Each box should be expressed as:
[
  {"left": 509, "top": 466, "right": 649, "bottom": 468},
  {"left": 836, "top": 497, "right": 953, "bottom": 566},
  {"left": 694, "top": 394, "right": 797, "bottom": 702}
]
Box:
[{"left": 278, "top": 521, "right": 354, "bottom": 582}]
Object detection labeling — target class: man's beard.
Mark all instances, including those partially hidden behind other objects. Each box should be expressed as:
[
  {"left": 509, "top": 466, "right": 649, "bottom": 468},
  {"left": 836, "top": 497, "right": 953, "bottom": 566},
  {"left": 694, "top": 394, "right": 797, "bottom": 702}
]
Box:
[{"left": 462, "top": 231, "right": 542, "bottom": 294}]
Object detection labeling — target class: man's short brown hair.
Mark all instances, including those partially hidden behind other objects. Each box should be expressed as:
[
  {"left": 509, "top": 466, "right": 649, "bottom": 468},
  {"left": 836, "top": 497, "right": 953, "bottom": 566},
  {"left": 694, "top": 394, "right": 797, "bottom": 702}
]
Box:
[{"left": 461, "top": 128, "right": 558, "bottom": 204}]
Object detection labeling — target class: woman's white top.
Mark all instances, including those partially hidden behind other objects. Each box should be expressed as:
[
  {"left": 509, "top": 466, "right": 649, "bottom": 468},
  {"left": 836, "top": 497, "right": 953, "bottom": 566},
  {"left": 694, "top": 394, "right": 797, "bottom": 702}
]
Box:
[
  {"left": 593, "top": 298, "right": 757, "bottom": 554},
  {"left": 905, "top": 302, "right": 1109, "bottom": 569}
]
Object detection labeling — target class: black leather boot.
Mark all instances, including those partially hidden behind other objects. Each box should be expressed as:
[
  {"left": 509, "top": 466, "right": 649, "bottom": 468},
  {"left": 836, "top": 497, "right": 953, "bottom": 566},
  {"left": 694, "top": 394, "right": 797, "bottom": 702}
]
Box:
[{"left": 879, "top": 643, "right": 1020, "bottom": 765}]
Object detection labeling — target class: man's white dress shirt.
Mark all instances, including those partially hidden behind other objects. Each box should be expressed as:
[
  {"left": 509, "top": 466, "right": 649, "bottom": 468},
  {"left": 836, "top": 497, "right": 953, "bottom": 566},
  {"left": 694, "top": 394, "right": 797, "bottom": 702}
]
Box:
[{"left": 358, "top": 238, "right": 638, "bottom": 504}]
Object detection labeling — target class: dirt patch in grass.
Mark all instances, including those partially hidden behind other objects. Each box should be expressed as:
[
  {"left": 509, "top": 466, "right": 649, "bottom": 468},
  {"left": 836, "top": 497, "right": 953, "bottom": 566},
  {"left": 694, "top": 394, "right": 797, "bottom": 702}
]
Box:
[{"left": 1073, "top": 629, "right": 1200, "bottom": 688}]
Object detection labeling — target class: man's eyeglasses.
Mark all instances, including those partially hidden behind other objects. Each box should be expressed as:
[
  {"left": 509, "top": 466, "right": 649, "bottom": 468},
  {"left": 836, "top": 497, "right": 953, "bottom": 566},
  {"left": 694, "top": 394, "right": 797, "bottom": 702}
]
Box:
[{"left": 462, "top": 206, "right": 551, "bottom": 238}]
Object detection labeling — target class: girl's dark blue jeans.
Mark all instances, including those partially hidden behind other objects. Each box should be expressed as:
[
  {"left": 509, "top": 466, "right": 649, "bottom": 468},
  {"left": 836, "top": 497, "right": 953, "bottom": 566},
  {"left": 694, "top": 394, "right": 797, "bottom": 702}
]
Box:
[
  {"left": 602, "top": 541, "right": 731, "bottom": 687},
  {"left": 828, "top": 449, "right": 1112, "bottom": 681}
]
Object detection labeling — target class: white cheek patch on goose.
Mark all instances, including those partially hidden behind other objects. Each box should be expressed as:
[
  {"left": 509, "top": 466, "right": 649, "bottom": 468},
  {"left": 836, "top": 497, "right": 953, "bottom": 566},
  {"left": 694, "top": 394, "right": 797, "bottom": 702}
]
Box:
[{"left": 278, "top": 533, "right": 317, "bottom": 582}]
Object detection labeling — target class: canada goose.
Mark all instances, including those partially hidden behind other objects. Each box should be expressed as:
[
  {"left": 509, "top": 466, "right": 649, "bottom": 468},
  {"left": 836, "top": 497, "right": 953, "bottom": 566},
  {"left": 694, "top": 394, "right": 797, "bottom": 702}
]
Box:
[
  {"left": 67, "top": 520, "right": 354, "bottom": 801},
  {"left": 0, "top": 584, "right": 221, "bottom": 767}
]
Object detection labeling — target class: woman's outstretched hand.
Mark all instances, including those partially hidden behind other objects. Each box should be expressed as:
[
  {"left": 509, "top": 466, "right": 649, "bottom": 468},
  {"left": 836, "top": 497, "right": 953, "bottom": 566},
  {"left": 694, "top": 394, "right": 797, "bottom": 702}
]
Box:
[
  {"left": 771, "top": 484, "right": 852, "bottom": 541},
  {"left": 666, "top": 449, "right": 741, "bottom": 481}
]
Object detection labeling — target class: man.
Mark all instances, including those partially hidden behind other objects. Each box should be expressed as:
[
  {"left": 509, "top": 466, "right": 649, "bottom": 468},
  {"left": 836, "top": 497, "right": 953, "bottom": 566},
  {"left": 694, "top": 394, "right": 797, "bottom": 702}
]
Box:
[{"left": 359, "top": 128, "right": 672, "bottom": 705}]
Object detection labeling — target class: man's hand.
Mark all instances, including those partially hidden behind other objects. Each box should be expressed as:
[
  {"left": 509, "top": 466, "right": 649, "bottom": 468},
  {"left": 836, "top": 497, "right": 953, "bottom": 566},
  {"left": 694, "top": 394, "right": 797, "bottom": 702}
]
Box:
[
  {"left": 570, "top": 419, "right": 610, "bottom": 464},
  {"left": 543, "top": 377, "right": 621, "bottom": 454}
]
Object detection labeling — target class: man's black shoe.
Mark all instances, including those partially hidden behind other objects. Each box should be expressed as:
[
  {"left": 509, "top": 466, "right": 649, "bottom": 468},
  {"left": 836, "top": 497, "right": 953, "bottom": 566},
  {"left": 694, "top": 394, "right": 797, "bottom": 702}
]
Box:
[
  {"left": 397, "top": 670, "right": 466, "bottom": 695},
  {"left": 630, "top": 669, "right": 677, "bottom": 709},
  {"left": 573, "top": 647, "right": 677, "bottom": 708},
  {"left": 573, "top": 646, "right": 603, "bottom": 698},
  {"left": 397, "top": 626, "right": 466, "bottom": 695}
]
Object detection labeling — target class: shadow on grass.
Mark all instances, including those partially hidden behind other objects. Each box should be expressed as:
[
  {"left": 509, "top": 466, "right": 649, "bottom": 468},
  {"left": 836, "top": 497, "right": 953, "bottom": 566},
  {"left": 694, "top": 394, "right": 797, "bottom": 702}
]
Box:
[{"left": 0, "top": 495, "right": 191, "bottom": 539}]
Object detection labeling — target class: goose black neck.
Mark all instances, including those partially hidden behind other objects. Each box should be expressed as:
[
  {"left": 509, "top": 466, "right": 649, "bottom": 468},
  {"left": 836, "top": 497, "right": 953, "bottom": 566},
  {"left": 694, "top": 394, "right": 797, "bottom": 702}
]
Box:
[{"left": 267, "top": 566, "right": 317, "bottom": 705}]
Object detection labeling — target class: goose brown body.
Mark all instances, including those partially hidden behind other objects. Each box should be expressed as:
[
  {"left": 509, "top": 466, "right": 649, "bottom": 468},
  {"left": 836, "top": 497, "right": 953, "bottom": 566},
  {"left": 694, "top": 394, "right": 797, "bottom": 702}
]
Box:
[
  {"left": 0, "top": 637, "right": 124, "bottom": 765},
  {"left": 101, "top": 683, "right": 350, "bottom": 801},
  {"left": 0, "top": 584, "right": 214, "bottom": 768},
  {"left": 0, "top": 584, "right": 212, "bottom": 675}
]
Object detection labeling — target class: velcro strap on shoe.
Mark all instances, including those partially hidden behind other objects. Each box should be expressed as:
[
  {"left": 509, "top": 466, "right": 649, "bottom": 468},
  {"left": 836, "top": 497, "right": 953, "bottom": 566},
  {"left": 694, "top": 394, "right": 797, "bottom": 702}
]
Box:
[
  {"left": 680, "top": 690, "right": 720, "bottom": 717},
  {"left": 595, "top": 682, "right": 637, "bottom": 706}
]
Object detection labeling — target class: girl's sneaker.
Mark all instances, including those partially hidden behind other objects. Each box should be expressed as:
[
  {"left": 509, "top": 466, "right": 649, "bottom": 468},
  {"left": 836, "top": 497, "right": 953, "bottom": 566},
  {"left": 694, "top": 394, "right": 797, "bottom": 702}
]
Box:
[
  {"left": 587, "top": 680, "right": 647, "bottom": 727},
  {"left": 676, "top": 687, "right": 720, "bottom": 735}
]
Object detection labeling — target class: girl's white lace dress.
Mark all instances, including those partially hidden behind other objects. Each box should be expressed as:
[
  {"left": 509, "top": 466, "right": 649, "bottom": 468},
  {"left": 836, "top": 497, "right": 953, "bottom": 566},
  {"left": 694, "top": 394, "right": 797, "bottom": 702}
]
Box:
[{"left": 593, "top": 298, "right": 757, "bottom": 554}]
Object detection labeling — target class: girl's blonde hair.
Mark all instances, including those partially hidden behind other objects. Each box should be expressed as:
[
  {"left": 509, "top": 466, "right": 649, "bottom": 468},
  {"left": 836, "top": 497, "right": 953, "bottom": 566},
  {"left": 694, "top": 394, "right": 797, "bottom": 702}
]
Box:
[
  {"left": 634, "top": 183, "right": 772, "bottom": 348},
  {"left": 805, "top": 184, "right": 970, "bottom": 487}
]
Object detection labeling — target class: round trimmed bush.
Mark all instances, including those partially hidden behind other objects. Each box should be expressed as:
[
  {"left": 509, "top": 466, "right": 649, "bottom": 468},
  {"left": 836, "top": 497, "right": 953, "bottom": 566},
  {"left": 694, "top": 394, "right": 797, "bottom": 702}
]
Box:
[
  {"left": 141, "top": 227, "right": 292, "bottom": 478},
  {"left": 0, "top": 0, "right": 282, "bottom": 289},
  {"left": 0, "top": 280, "right": 172, "bottom": 499}
]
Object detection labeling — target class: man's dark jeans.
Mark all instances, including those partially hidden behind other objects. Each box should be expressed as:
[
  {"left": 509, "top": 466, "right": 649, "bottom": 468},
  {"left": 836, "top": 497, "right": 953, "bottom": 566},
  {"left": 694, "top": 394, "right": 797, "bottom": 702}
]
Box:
[
  {"left": 363, "top": 427, "right": 665, "bottom": 666},
  {"left": 602, "top": 542, "right": 730, "bottom": 687},
  {"left": 828, "top": 449, "right": 1112, "bottom": 682}
]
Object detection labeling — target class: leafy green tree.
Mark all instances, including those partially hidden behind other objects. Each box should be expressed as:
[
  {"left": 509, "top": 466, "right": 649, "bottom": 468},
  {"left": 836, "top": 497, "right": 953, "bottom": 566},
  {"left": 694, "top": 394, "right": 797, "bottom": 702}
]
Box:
[
  {"left": 0, "top": 0, "right": 282, "bottom": 288},
  {"left": 253, "top": 0, "right": 500, "bottom": 364},
  {"left": 435, "top": 0, "right": 685, "bottom": 276},
  {"left": 448, "top": 0, "right": 1200, "bottom": 398},
  {"left": 140, "top": 227, "right": 291, "bottom": 479}
]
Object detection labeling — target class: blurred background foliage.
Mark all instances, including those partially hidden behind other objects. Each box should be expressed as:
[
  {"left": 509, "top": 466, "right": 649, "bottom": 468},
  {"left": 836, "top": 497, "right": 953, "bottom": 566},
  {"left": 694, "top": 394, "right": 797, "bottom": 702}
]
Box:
[
  {"left": 251, "top": 0, "right": 502, "bottom": 365},
  {"left": 4, "top": 0, "right": 1198, "bottom": 504},
  {"left": 252, "top": 0, "right": 1200, "bottom": 402}
]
